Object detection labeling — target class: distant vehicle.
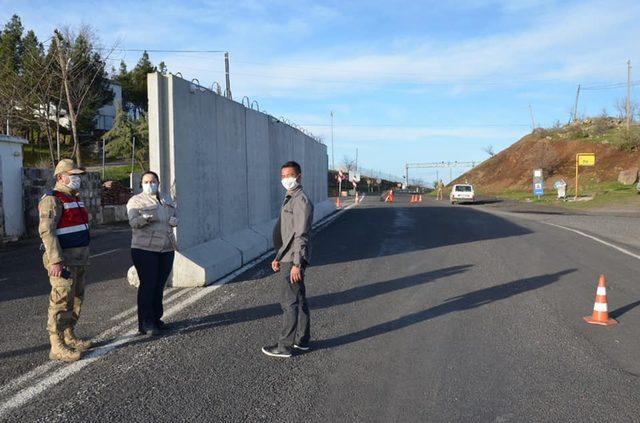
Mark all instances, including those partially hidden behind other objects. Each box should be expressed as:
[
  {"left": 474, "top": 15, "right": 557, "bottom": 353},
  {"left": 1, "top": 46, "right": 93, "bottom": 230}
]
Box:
[{"left": 450, "top": 184, "right": 475, "bottom": 204}]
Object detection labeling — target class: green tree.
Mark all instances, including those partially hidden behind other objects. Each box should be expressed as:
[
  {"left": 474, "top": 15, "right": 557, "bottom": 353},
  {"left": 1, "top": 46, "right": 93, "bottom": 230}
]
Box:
[
  {"left": 128, "top": 51, "right": 156, "bottom": 118},
  {"left": 114, "top": 60, "right": 134, "bottom": 112},
  {"left": 103, "top": 108, "right": 148, "bottom": 170},
  {"left": 158, "top": 61, "right": 167, "bottom": 75},
  {"left": 0, "top": 15, "right": 24, "bottom": 134}
]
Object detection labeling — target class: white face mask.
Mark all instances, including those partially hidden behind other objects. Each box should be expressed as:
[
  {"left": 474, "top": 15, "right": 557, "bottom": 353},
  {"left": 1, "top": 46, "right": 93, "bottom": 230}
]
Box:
[
  {"left": 66, "top": 175, "right": 81, "bottom": 191},
  {"left": 142, "top": 182, "right": 158, "bottom": 195},
  {"left": 281, "top": 177, "right": 299, "bottom": 191}
]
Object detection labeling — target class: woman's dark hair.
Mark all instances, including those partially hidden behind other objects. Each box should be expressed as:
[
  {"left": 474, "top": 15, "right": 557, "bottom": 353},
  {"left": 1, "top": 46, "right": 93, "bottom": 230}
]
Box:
[
  {"left": 140, "top": 171, "right": 160, "bottom": 188},
  {"left": 281, "top": 161, "right": 301, "bottom": 175}
]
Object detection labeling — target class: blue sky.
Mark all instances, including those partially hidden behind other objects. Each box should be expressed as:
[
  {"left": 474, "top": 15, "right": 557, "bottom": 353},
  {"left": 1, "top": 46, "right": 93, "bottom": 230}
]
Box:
[{"left": 3, "top": 0, "right": 640, "bottom": 183}]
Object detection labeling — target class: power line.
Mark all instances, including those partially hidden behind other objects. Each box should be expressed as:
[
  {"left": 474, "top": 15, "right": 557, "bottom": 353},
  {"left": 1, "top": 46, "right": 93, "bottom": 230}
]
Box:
[
  {"left": 41, "top": 43, "right": 228, "bottom": 54},
  {"left": 299, "top": 123, "right": 531, "bottom": 128},
  {"left": 101, "top": 48, "right": 227, "bottom": 53},
  {"left": 581, "top": 80, "right": 640, "bottom": 90}
]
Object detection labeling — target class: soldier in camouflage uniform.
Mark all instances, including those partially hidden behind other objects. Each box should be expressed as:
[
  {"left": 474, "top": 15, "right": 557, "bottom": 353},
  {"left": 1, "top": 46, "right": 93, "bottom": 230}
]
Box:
[{"left": 39, "top": 159, "right": 92, "bottom": 362}]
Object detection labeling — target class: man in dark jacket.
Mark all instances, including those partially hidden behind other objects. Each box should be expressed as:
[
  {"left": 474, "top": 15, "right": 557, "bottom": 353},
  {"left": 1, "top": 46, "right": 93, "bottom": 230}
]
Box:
[{"left": 262, "top": 161, "right": 314, "bottom": 358}]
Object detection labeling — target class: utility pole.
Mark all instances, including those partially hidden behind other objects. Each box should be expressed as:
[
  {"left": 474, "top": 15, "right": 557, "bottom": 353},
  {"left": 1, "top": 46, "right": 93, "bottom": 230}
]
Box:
[
  {"left": 131, "top": 136, "right": 136, "bottom": 173},
  {"left": 224, "top": 52, "right": 232, "bottom": 100},
  {"left": 355, "top": 148, "right": 358, "bottom": 172},
  {"left": 573, "top": 84, "right": 581, "bottom": 122},
  {"left": 405, "top": 165, "right": 409, "bottom": 187},
  {"left": 627, "top": 60, "right": 632, "bottom": 131},
  {"left": 529, "top": 104, "right": 536, "bottom": 130},
  {"left": 330, "top": 111, "right": 335, "bottom": 170},
  {"left": 102, "top": 137, "right": 106, "bottom": 179}
]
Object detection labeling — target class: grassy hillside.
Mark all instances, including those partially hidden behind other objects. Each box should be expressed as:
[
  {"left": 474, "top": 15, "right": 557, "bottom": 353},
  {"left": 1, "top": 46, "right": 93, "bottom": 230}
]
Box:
[{"left": 454, "top": 118, "right": 640, "bottom": 205}]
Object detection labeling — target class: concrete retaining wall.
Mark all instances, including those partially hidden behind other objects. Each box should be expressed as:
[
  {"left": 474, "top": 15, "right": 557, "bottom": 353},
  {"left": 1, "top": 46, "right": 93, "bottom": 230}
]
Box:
[{"left": 148, "top": 73, "right": 334, "bottom": 287}]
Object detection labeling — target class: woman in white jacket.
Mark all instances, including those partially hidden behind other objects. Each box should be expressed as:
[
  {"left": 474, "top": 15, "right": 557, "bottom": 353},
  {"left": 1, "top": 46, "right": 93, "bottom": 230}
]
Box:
[{"left": 126, "top": 171, "right": 177, "bottom": 335}]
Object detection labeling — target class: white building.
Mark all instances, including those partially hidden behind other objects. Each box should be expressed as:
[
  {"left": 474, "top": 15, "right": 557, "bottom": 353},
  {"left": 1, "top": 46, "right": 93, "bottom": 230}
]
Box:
[
  {"left": 95, "top": 81, "right": 122, "bottom": 131},
  {"left": 52, "top": 80, "right": 122, "bottom": 132},
  {"left": 0, "top": 135, "right": 28, "bottom": 237}
]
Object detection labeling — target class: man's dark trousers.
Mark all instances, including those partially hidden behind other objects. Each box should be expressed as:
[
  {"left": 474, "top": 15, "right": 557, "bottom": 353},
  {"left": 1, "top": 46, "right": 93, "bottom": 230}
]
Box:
[{"left": 278, "top": 262, "right": 310, "bottom": 349}]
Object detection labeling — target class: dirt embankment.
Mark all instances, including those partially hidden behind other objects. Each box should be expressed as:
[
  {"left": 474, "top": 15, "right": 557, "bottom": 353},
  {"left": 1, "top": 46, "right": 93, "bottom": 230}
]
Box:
[{"left": 453, "top": 132, "right": 640, "bottom": 193}]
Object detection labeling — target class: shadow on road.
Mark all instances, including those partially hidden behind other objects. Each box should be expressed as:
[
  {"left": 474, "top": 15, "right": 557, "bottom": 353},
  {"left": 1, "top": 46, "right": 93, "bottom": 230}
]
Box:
[
  {"left": 0, "top": 227, "right": 132, "bottom": 303},
  {"left": 83, "top": 265, "right": 473, "bottom": 353},
  {"left": 311, "top": 204, "right": 533, "bottom": 267},
  {"left": 0, "top": 343, "right": 50, "bottom": 360},
  {"left": 314, "top": 268, "right": 577, "bottom": 350},
  {"left": 610, "top": 300, "right": 640, "bottom": 320}
]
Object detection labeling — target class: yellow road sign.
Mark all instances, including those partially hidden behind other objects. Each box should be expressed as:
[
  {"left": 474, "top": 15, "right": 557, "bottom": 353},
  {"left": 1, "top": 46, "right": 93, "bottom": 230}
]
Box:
[
  {"left": 575, "top": 153, "right": 596, "bottom": 199},
  {"left": 577, "top": 153, "right": 595, "bottom": 167}
]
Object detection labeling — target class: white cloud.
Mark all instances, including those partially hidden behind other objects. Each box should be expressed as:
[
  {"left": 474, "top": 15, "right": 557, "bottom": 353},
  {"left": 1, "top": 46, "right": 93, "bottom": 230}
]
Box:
[{"left": 211, "top": 0, "right": 640, "bottom": 99}]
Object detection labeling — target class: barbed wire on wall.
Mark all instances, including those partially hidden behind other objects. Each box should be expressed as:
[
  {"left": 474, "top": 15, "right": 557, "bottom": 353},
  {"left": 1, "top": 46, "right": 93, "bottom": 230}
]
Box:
[{"left": 169, "top": 72, "right": 324, "bottom": 144}]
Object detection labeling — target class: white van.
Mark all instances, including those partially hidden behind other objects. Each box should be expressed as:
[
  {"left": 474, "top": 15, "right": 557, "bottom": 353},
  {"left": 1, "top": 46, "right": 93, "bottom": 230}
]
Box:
[{"left": 450, "top": 184, "right": 475, "bottom": 204}]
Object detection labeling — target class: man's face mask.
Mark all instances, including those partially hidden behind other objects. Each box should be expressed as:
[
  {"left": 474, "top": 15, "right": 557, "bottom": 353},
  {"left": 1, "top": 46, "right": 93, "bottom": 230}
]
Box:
[
  {"left": 281, "top": 177, "right": 299, "bottom": 191},
  {"left": 66, "top": 175, "right": 81, "bottom": 191}
]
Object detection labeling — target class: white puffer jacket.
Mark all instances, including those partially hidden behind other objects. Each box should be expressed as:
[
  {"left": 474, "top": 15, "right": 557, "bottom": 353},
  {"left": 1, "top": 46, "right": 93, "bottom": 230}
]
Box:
[{"left": 126, "top": 192, "right": 177, "bottom": 252}]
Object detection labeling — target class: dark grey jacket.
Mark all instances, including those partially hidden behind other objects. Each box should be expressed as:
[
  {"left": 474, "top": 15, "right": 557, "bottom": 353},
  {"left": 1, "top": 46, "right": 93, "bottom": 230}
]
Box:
[{"left": 273, "top": 187, "right": 314, "bottom": 266}]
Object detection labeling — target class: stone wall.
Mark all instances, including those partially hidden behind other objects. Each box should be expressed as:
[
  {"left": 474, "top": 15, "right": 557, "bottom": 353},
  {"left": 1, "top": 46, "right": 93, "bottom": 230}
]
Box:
[
  {"left": 0, "top": 169, "right": 4, "bottom": 238},
  {"left": 23, "top": 168, "right": 103, "bottom": 237}
]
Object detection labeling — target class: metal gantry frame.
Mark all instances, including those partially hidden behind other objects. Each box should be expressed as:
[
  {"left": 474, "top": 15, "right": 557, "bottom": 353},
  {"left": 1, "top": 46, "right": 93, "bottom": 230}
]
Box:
[{"left": 405, "top": 161, "right": 477, "bottom": 185}]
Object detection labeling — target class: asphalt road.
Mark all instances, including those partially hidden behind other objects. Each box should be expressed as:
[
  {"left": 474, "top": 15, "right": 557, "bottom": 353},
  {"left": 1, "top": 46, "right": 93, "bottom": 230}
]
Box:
[{"left": 2, "top": 195, "right": 640, "bottom": 422}]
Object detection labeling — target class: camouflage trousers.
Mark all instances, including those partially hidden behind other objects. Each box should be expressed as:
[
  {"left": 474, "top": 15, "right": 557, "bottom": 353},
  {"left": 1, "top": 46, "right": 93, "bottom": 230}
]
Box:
[{"left": 44, "top": 262, "right": 86, "bottom": 335}]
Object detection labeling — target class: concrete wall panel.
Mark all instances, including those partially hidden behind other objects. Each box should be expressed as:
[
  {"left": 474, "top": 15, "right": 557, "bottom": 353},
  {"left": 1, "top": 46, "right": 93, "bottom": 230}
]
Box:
[
  {"left": 148, "top": 73, "right": 331, "bottom": 286},
  {"left": 215, "top": 95, "right": 248, "bottom": 236},
  {"left": 269, "top": 121, "right": 292, "bottom": 219},
  {"left": 170, "top": 77, "right": 220, "bottom": 250},
  {"left": 245, "top": 109, "right": 271, "bottom": 226}
]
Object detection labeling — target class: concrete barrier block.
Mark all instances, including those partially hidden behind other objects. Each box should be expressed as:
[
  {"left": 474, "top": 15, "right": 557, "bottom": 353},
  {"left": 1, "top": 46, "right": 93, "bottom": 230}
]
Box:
[
  {"left": 313, "top": 199, "right": 336, "bottom": 224},
  {"left": 127, "top": 265, "right": 173, "bottom": 289},
  {"left": 171, "top": 238, "right": 242, "bottom": 287},
  {"left": 250, "top": 219, "right": 277, "bottom": 249},
  {"left": 223, "top": 228, "right": 269, "bottom": 265}
]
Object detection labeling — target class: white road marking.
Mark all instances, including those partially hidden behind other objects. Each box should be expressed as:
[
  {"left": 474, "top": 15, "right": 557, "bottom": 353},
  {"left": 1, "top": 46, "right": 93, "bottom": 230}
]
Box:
[
  {"left": 543, "top": 222, "right": 640, "bottom": 261},
  {"left": 109, "top": 288, "right": 193, "bottom": 321},
  {"left": 0, "top": 205, "right": 353, "bottom": 417},
  {"left": 0, "top": 362, "right": 59, "bottom": 398},
  {"left": 89, "top": 249, "right": 121, "bottom": 259}
]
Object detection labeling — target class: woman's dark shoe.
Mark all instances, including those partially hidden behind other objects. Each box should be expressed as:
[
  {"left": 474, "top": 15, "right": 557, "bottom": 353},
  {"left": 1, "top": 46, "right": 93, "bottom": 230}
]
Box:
[
  {"left": 156, "top": 320, "right": 169, "bottom": 330},
  {"left": 140, "top": 323, "right": 161, "bottom": 336}
]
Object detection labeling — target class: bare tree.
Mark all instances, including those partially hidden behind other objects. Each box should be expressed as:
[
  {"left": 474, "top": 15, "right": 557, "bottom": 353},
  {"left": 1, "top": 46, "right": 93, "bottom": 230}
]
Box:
[
  {"left": 615, "top": 97, "right": 639, "bottom": 121},
  {"left": 482, "top": 145, "right": 495, "bottom": 157},
  {"left": 53, "top": 26, "right": 115, "bottom": 166},
  {"left": 341, "top": 155, "right": 356, "bottom": 171}
]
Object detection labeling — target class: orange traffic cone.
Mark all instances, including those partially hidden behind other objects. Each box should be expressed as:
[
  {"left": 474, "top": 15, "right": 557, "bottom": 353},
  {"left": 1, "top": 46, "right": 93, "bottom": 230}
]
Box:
[
  {"left": 386, "top": 190, "right": 394, "bottom": 203},
  {"left": 335, "top": 197, "right": 342, "bottom": 208},
  {"left": 583, "top": 275, "right": 617, "bottom": 326},
  {"left": 410, "top": 195, "right": 415, "bottom": 203},
  {"left": 418, "top": 195, "right": 423, "bottom": 202}
]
